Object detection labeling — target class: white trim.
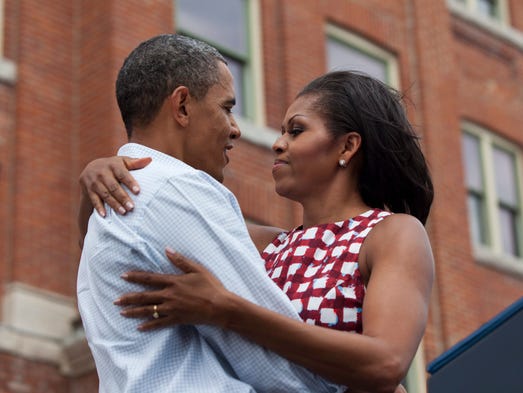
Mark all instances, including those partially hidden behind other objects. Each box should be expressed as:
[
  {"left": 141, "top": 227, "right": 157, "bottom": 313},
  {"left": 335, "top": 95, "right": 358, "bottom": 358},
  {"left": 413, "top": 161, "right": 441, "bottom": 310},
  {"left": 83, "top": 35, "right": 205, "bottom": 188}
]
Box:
[
  {"left": 462, "top": 121, "right": 523, "bottom": 272},
  {"left": 405, "top": 342, "right": 428, "bottom": 393},
  {"left": 0, "top": 0, "right": 4, "bottom": 55},
  {"left": 0, "top": 57, "right": 16, "bottom": 84},
  {"left": 236, "top": 116, "right": 277, "bottom": 149},
  {"left": 248, "top": 0, "right": 266, "bottom": 126},
  {"left": 325, "top": 24, "right": 400, "bottom": 89},
  {"left": 475, "top": 246, "right": 523, "bottom": 277},
  {"left": 0, "top": 282, "right": 95, "bottom": 376},
  {"left": 447, "top": 0, "right": 523, "bottom": 51}
]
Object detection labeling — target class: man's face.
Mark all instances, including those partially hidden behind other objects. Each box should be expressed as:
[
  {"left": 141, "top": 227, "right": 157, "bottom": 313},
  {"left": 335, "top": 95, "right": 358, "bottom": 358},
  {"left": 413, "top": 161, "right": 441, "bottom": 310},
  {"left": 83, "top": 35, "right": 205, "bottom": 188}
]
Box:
[{"left": 184, "top": 62, "right": 241, "bottom": 182}]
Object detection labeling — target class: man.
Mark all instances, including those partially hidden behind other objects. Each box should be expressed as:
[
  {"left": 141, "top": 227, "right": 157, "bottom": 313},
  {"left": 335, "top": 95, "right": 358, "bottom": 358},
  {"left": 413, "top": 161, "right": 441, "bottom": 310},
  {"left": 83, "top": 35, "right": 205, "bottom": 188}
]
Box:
[{"left": 77, "top": 34, "right": 342, "bottom": 393}]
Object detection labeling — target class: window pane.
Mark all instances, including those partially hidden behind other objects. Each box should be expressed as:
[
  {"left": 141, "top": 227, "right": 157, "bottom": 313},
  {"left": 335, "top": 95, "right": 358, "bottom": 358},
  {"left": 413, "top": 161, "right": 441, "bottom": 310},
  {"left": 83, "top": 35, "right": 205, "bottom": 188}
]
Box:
[
  {"left": 462, "top": 133, "right": 483, "bottom": 191},
  {"left": 326, "top": 38, "right": 387, "bottom": 83},
  {"left": 493, "top": 146, "right": 518, "bottom": 207},
  {"left": 224, "top": 56, "right": 245, "bottom": 116},
  {"left": 177, "top": 0, "right": 247, "bottom": 55},
  {"left": 477, "top": 0, "right": 498, "bottom": 18},
  {"left": 498, "top": 207, "right": 520, "bottom": 257},
  {"left": 468, "top": 194, "right": 487, "bottom": 246}
]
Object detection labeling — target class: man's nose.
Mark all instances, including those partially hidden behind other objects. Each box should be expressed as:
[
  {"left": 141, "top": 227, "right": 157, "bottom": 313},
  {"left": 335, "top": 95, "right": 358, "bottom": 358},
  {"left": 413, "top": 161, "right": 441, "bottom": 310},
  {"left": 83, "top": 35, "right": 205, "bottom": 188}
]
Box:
[{"left": 230, "top": 117, "right": 241, "bottom": 139}]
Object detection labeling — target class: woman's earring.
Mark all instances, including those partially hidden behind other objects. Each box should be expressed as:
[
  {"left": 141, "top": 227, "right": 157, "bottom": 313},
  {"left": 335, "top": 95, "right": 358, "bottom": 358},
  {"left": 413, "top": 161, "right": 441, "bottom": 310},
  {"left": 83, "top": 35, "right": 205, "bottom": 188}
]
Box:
[{"left": 339, "top": 159, "right": 347, "bottom": 168}]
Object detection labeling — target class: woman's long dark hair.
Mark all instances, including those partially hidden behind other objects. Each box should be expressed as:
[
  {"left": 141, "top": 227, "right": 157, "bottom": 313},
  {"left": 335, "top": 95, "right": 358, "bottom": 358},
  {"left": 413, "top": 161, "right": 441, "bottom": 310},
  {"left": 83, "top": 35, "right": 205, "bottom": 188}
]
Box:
[{"left": 298, "top": 71, "right": 434, "bottom": 225}]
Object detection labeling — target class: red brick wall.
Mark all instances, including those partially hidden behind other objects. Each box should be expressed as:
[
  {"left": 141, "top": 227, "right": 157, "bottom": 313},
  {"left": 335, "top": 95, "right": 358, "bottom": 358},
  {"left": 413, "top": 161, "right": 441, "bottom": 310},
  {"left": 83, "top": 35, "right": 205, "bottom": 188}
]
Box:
[{"left": 1, "top": 0, "right": 523, "bottom": 390}]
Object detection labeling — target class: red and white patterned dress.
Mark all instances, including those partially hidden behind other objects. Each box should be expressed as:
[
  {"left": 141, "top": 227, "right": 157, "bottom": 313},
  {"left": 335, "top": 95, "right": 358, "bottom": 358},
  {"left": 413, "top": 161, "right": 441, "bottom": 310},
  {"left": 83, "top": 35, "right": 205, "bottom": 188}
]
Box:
[{"left": 262, "top": 208, "right": 392, "bottom": 333}]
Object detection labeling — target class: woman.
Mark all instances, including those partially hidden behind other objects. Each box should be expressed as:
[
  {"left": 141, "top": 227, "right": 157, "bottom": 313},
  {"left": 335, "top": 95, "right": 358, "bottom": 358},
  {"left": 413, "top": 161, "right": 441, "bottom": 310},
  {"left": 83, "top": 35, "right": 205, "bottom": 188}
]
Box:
[{"left": 80, "top": 71, "right": 434, "bottom": 392}]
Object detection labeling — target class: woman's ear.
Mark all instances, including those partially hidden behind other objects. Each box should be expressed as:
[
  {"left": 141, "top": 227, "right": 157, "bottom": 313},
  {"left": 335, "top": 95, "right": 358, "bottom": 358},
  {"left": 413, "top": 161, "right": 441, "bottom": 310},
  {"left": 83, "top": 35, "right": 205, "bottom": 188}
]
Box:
[
  {"left": 339, "top": 132, "right": 362, "bottom": 163},
  {"left": 169, "top": 86, "right": 190, "bottom": 127}
]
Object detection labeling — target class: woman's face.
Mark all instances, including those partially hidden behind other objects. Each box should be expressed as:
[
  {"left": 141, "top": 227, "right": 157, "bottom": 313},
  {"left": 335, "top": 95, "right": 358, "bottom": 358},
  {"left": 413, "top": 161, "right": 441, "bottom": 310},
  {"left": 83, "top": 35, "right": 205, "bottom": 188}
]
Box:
[{"left": 272, "top": 94, "right": 345, "bottom": 201}]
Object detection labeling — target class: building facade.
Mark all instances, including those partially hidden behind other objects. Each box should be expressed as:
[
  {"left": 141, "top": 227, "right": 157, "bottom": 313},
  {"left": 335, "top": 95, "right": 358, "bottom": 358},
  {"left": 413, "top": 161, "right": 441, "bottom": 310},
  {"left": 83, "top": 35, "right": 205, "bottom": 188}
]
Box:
[{"left": 0, "top": 0, "right": 522, "bottom": 391}]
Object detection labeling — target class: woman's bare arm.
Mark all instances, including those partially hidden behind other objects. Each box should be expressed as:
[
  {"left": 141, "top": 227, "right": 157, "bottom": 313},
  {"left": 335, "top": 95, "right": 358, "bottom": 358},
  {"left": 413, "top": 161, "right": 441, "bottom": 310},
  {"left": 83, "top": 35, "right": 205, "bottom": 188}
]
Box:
[{"left": 246, "top": 223, "right": 285, "bottom": 253}]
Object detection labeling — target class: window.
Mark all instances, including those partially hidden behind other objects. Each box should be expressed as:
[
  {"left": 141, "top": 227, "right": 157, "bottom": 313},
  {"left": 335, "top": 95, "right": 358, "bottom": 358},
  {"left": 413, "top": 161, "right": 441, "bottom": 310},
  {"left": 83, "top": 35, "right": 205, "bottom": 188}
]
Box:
[
  {"left": 0, "top": 0, "right": 4, "bottom": 56},
  {"left": 175, "top": 0, "right": 263, "bottom": 122},
  {"left": 0, "top": 0, "right": 15, "bottom": 84},
  {"left": 449, "top": 0, "right": 509, "bottom": 24},
  {"left": 461, "top": 122, "right": 523, "bottom": 274},
  {"left": 325, "top": 24, "right": 399, "bottom": 88}
]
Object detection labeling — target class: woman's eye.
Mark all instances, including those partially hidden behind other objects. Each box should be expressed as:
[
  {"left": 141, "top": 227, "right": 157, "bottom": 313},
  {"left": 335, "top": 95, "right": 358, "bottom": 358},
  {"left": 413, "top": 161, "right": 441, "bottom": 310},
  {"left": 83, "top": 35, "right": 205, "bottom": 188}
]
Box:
[{"left": 289, "top": 128, "right": 303, "bottom": 136}]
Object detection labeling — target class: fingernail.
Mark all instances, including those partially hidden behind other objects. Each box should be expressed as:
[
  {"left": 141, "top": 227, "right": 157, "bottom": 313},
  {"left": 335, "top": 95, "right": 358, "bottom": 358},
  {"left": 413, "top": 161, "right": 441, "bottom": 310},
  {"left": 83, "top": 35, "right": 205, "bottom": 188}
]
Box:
[
  {"left": 132, "top": 186, "right": 140, "bottom": 194},
  {"left": 165, "top": 246, "right": 176, "bottom": 255},
  {"left": 120, "top": 273, "right": 129, "bottom": 279},
  {"left": 98, "top": 209, "right": 106, "bottom": 218},
  {"left": 114, "top": 298, "right": 121, "bottom": 305},
  {"left": 125, "top": 201, "right": 134, "bottom": 210},
  {"left": 118, "top": 206, "right": 126, "bottom": 215}
]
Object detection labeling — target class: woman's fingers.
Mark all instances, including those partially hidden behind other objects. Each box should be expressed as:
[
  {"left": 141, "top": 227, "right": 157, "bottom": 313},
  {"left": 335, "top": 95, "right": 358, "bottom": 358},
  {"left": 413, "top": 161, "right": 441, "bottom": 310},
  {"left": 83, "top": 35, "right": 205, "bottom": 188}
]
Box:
[
  {"left": 119, "top": 303, "right": 180, "bottom": 331},
  {"left": 165, "top": 248, "right": 204, "bottom": 274},
  {"left": 121, "top": 270, "right": 178, "bottom": 287},
  {"left": 138, "top": 315, "right": 179, "bottom": 331},
  {"left": 123, "top": 156, "right": 152, "bottom": 172},
  {"left": 79, "top": 156, "right": 152, "bottom": 217},
  {"left": 114, "top": 289, "right": 165, "bottom": 307}
]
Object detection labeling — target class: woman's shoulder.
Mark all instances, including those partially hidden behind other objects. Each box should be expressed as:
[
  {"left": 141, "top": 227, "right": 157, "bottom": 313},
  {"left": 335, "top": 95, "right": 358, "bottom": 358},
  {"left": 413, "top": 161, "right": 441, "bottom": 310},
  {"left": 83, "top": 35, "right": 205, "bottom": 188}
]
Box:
[{"left": 247, "top": 223, "right": 287, "bottom": 254}]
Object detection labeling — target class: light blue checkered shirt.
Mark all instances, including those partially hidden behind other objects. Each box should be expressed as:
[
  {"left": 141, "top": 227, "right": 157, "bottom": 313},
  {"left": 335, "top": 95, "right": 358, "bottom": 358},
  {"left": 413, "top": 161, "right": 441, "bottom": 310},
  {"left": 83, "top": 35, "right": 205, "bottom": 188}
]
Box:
[{"left": 77, "top": 143, "right": 344, "bottom": 393}]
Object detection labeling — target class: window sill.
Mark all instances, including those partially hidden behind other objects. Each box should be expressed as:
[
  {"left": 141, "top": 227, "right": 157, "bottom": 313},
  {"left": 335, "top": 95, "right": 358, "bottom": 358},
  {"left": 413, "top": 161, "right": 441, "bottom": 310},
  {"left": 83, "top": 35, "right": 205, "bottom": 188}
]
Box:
[
  {"left": 447, "top": 1, "right": 523, "bottom": 51},
  {"left": 235, "top": 116, "right": 277, "bottom": 149},
  {"left": 0, "top": 57, "right": 17, "bottom": 85},
  {"left": 474, "top": 246, "right": 523, "bottom": 278}
]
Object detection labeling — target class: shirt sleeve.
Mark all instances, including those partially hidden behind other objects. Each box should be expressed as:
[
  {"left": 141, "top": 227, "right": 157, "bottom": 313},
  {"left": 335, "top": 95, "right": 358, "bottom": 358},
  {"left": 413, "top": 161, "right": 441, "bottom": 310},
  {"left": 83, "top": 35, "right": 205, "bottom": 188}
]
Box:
[{"left": 137, "top": 171, "right": 342, "bottom": 393}]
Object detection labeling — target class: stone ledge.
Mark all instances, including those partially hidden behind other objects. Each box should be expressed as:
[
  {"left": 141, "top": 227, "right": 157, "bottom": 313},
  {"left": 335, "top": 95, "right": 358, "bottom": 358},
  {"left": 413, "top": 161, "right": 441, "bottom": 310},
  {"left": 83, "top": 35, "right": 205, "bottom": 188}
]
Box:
[
  {"left": 0, "top": 282, "right": 95, "bottom": 376},
  {"left": 0, "top": 58, "right": 16, "bottom": 84}
]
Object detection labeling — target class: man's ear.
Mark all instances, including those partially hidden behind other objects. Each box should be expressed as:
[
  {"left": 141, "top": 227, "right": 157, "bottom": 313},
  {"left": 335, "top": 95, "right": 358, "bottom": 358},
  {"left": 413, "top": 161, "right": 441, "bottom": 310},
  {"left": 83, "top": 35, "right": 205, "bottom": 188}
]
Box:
[
  {"left": 169, "top": 86, "right": 191, "bottom": 127},
  {"left": 339, "top": 132, "right": 362, "bottom": 163}
]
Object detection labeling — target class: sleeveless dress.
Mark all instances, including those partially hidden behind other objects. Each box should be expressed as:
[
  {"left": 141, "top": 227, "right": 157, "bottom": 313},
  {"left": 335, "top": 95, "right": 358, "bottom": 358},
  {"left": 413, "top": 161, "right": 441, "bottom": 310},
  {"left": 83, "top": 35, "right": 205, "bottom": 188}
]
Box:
[{"left": 262, "top": 208, "right": 392, "bottom": 333}]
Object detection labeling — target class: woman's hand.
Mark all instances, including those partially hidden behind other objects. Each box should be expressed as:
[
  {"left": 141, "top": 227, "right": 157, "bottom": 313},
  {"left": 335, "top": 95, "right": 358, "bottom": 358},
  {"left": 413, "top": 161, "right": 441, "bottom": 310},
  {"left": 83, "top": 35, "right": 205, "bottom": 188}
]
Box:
[
  {"left": 115, "top": 248, "right": 232, "bottom": 331},
  {"left": 79, "top": 156, "right": 152, "bottom": 217}
]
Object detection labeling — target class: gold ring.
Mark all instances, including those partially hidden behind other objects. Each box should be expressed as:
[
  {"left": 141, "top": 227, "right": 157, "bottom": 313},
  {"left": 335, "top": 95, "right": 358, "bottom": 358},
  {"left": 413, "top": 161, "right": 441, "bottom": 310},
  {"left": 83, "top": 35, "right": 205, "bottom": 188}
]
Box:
[{"left": 152, "top": 304, "right": 159, "bottom": 319}]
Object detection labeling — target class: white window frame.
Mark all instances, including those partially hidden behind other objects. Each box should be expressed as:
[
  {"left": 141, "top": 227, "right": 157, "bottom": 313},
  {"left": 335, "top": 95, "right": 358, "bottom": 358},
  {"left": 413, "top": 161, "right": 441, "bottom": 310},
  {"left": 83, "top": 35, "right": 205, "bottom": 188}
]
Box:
[
  {"left": 174, "top": 0, "right": 266, "bottom": 127},
  {"left": 462, "top": 121, "right": 523, "bottom": 277},
  {"left": 325, "top": 24, "right": 400, "bottom": 89},
  {"left": 449, "top": 0, "right": 509, "bottom": 24},
  {"left": 404, "top": 342, "right": 428, "bottom": 393},
  {"left": 0, "top": 0, "right": 16, "bottom": 84},
  {"left": 446, "top": 0, "right": 523, "bottom": 54}
]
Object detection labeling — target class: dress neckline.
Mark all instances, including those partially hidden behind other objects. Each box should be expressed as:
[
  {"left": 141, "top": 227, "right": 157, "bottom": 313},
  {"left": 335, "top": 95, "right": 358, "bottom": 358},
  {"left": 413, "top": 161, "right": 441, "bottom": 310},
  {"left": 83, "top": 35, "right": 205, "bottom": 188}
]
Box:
[{"left": 293, "top": 208, "right": 381, "bottom": 232}]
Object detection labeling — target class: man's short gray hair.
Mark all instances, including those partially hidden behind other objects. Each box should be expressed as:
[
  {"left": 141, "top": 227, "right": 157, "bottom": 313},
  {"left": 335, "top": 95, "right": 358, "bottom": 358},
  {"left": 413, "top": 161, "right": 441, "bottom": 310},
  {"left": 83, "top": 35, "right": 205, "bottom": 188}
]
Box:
[{"left": 116, "top": 34, "right": 227, "bottom": 138}]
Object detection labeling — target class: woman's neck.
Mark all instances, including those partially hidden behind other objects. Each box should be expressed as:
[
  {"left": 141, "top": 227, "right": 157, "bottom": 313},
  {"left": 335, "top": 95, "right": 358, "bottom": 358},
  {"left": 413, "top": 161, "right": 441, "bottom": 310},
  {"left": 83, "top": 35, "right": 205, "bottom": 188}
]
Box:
[{"left": 300, "top": 187, "right": 370, "bottom": 229}]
